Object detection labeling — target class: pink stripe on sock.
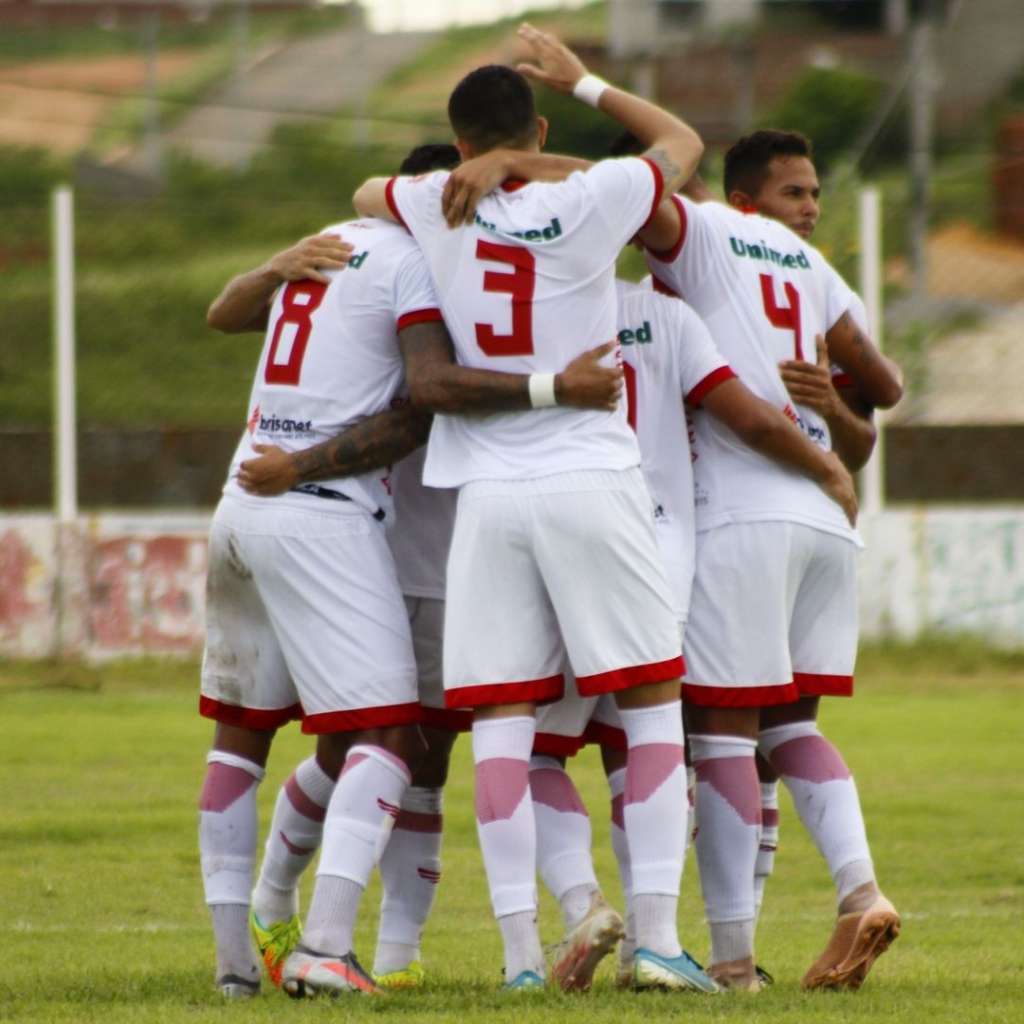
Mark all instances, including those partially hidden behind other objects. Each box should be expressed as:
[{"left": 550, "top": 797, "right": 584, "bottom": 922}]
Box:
[
  {"left": 199, "top": 762, "right": 257, "bottom": 812},
  {"left": 284, "top": 773, "right": 328, "bottom": 823},
  {"left": 340, "top": 752, "right": 368, "bottom": 777},
  {"left": 770, "top": 735, "right": 851, "bottom": 783},
  {"left": 610, "top": 792, "right": 625, "bottom": 830},
  {"left": 279, "top": 830, "right": 316, "bottom": 857},
  {"left": 624, "top": 742, "right": 684, "bottom": 805},
  {"left": 395, "top": 809, "right": 443, "bottom": 834},
  {"left": 475, "top": 757, "right": 529, "bottom": 824},
  {"left": 418, "top": 866, "right": 441, "bottom": 884},
  {"left": 528, "top": 768, "right": 587, "bottom": 815},
  {"left": 343, "top": 745, "right": 412, "bottom": 783},
  {"left": 695, "top": 756, "right": 761, "bottom": 825}
]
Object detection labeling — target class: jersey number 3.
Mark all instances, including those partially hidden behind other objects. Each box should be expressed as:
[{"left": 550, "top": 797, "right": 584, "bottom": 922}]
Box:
[
  {"left": 475, "top": 241, "right": 535, "bottom": 357},
  {"left": 759, "top": 274, "right": 803, "bottom": 361},
  {"left": 265, "top": 280, "right": 328, "bottom": 385}
]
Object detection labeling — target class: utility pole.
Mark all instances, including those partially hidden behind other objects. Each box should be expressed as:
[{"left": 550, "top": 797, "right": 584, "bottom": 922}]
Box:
[
  {"left": 907, "top": 0, "right": 938, "bottom": 304},
  {"left": 141, "top": 8, "right": 163, "bottom": 179},
  {"left": 608, "top": 0, "right": 657, "bottom": 98}
]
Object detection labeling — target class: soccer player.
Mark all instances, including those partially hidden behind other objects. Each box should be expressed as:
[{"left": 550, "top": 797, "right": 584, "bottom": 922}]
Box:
[
  {"left": 197, "top": 200, "right": 442, "bottom": 998},
  {"left": 352, "top": 23, "right": 719, "bottom": 991},
  {"left": 632, "top": 122, "right": 903, "bottom": 989}
]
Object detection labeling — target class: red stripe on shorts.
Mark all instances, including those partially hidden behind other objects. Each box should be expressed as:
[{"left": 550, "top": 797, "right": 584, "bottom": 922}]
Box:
[
  {"left": 681, "top": 681, "right": 799, "bottom": 708},
  {"left": 445, "top": 673, "right": 564, "bottom": 710},
  {"left": 582, "top": 719, "right": 627, "bottom": 752},
  {"left": 532, "top": 731, "right": 586, "bottom": 758},
  {"left": 199, "top": 695, "right": 302, "bottom": 730},
  {"left": 577, "top": 655, "right": 684, "bottom": 697},
  {"left": 301, "top": 702, "right": 423, "bottom": 734},
  {"left": 420, "top": 706, "right": 473, "bottom": 732},
  {"left": 793, "top": 672, "right": 854, "bottom": 697}
]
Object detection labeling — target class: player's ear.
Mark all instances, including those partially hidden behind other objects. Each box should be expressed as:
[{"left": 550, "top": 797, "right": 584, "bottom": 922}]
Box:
[
  {"left": 535, "top": 116, "right": 549, "bottom": 151},
  {"left": 727, "top": 187, "right": 756, "bottom": 212}
]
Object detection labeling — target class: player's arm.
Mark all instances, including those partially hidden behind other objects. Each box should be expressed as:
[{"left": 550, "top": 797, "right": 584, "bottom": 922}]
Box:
[
  {"left": 400, "top": 320, "right": 622, "bottom": 414},
  {"left": 516, "top": 23, "right": 703, "bottom": 200},
  {"left": 702, "top": 378, "right": 858, "bottom": 526},
  {"left": 779, "top": 335, "right": 877, "bottom": 472},
  {"left": 353, "top": 178, "right": 396, "bottom": 222},
  {"left": 237, "top": 404, "right": 432, "bottom": 497},
  {"left": 206, "top": 234, "right": 353, "bottom": 333},
  {"left": 825, "top": 311, "right": 903, "bottom": 410}
]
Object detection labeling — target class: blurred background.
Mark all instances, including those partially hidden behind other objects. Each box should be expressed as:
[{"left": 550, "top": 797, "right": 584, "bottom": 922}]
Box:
[{"left": 2, "top": 0, "right": 1023, "bottom": 657}]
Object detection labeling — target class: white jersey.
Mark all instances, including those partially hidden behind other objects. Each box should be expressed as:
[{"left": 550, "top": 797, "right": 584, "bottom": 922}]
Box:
[
  {"left": 223, "top": 218, "right": 442, "bottom": 518},
  {"left": 616, "top": 279, "right": 734, "bottom": 621},
  {"left": 645, "top": 195, "right": 856, "bottom": 539},
  {"left": 386, "top": 158, "right": 664, "bottom": 487},
  {"left": 388, "top": 446, "right": 456, "bottom": 600}
]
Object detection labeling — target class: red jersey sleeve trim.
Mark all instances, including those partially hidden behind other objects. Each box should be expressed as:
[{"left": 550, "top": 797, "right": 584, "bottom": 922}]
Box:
[
  {"left": 651, "top": 273, "right": 681, "bottom": 298},
  {"left": 831, "top": 372, "right": 855, "bottom": 390},
  {"left": 686, "top": 365, "right": 737, "bottom": 407},
  {"left": 397, "top": 307, "right": 443, "bottom": 331},
  {"left": 384, "top": 176, "right": 407, "bottom": 229},
  {"left": 640, "top": 157, "right": 665, "bottom": 229},
  {"left": 645, "top": 194, "right": 687, "bottom": 263}
]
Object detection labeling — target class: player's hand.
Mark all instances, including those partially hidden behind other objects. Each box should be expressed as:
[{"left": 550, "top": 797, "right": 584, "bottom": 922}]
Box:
[
  {"left": 818, "top": 452, "right": 858, "bottom": 527},
  {"left": 237, "top": 444, "right": 299, "bottom": 496},
  {"left": 266, "top": 234, "right": 353, "bottom": 284},
  {"left": 515, "top": 22, "right": 589, "bottom": 94},
  {"left": 555, "top": 341, "right": 624, "bottom": 412},
  {"left": 779, "top": 335, "right": 840, "bottom": 418},
  {"left": 442, "top": 151, "right": 511, "bottom": 228}
]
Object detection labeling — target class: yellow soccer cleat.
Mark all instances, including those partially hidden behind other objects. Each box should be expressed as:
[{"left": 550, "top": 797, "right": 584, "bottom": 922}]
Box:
[
  {"left": 374, "top": 959, "right": 426, "bottom": 990},
  {"left": 250, "top": 910, "right": 302, "bottom": 988}
]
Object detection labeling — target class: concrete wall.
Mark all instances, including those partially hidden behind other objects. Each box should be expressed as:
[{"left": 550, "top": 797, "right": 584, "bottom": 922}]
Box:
[{"left": 2, "top": 507, "right": 1023, "bottom": 658}]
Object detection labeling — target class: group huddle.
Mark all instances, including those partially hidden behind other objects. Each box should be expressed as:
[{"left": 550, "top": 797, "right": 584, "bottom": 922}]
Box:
[{"left": 196, "top": 24, "right": 902, "bottom": 1001}]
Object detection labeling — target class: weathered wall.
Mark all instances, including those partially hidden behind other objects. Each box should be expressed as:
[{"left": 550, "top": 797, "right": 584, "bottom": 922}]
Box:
[{"left": 2, "top": 507, "right": 1023, "bottom": 658}]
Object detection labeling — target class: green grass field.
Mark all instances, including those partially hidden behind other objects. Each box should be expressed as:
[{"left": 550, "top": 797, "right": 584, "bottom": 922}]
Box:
[{"left": 1, "top": 647, "right": 1021, "bottom": 1023}]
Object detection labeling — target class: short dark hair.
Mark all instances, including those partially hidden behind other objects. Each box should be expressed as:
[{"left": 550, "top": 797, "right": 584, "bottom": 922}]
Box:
[
  {"left": 608, "top": 130, "right": 643, "bottom": 157},
  {"left": 447, "top": 65, "right": 537, "bottom": 152},
  {"left": 399, "top": 143, "right": 460, "bottom": 175},
  {"left": 723, "top": 130, "right": 813, "bottom": 198}
]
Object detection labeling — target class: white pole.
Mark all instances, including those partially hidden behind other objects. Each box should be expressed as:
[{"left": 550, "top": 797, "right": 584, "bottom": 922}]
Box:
[
  {"left": 858, "top": 185, "right": 884, "bottom": 515},
  {"left": 52, "top": 185, "right": 77, "bottom": 523}
]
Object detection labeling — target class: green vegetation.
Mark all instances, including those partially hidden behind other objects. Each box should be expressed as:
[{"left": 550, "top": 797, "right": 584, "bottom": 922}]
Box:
[{"left": 1, "top": 643, "right": 1021, "bottom": 1022}]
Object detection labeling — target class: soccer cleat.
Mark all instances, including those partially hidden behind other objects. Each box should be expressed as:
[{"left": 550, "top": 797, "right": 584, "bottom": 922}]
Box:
[
  {"left": 633, "top": 948, "right": 720, "bottom": 993},
  {"left": 281, "top": 944, "right": 378, "bottom": 998},
  {"left": 755, "top": 964, "right": 775, "bottom": 987},
  {"left": 249, "top": 910, "right": 302, "bottom": 987},
  {"left": 802, "top": 895, "right": 900, "bottom": 991},
  {"left": 374, "top": 960, "right": 426, "bottom": 990},
  {"left": 503, "top": 969, "right": 545, "bottom": 990},
  {"left": 217, "top": 972, "right": 260, "bottom": 999},
  {"left": 551, "top": 894, "right": 625, "bottom": 992}
]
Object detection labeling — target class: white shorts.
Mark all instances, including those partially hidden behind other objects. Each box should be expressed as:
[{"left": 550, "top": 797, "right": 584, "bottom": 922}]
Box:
[
  {"left": 443, "top": 469, "right": 683, "bottom": 710},
  {"left": 404, "top": 596, "right": 470, "bottom": 732},
  {"left": 534, "top": 688, "right": 628, "bottom": 756},
  {"left": 683, "top": 522, "right": 859, "bottom": 708},
  {"left": 200, "top": 495, "right": 419, "bottom": 733}
]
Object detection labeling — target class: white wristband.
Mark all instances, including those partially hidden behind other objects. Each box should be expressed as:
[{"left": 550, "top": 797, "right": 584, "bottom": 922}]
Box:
[
  {"left": 572, "top": 73, "right": 609, "bottom": 109},
  {"left": 528, "top": 373, "right": 558, "bottom": 409}
]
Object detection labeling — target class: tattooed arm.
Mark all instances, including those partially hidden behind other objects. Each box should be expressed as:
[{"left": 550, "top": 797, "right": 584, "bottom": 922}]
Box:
[
  {"left": 236, "top": 405, "right": 432, "bottom": 496},
  {"left": 825, "top": 311, "right": 904, "bottom": 410}
]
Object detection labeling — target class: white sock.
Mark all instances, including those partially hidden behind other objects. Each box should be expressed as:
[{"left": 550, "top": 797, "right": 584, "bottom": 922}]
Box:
[
  {"left": 472, "top": 716, "right": 543, "bottom": 978},
  {"left": 606, "top": 766, "right": 635, "bottom": 961},
  {"left": 618, "top": 701, "right": 685, "bottom": 958},
  {"left": 753, "top": 780, "right": 779, "bottom": 928},
  {"left": 689, "top": 734, "right": 760, "bottom": 965},
  {"left": 198, "top": 751, "right": 264, "bottom": 980},
  {"left": 304, "top": 744, "right": 411, "bottom": 957},
  {"left": 529, "top": 755, "right": 598, "bottom": 928},
  {"left": 759, "top": 722, "right": 875, "bottom": 907},
  {"left": 253, "top": 756, "right": 335, "bottom": 925},
  {"left": 374, "top": 785, "right": 444, "bottom": 975}
]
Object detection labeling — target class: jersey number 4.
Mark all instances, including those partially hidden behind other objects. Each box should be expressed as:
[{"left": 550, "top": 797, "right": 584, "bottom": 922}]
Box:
[
  {"left": 475, "top": 241, "right": 535, "bottom": 356},
  {"left": 264, "top": 280, "right": 328, "bottom": 385},
  {"left": 759, "top": 274, "right": 803, "bottom": 360}
]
